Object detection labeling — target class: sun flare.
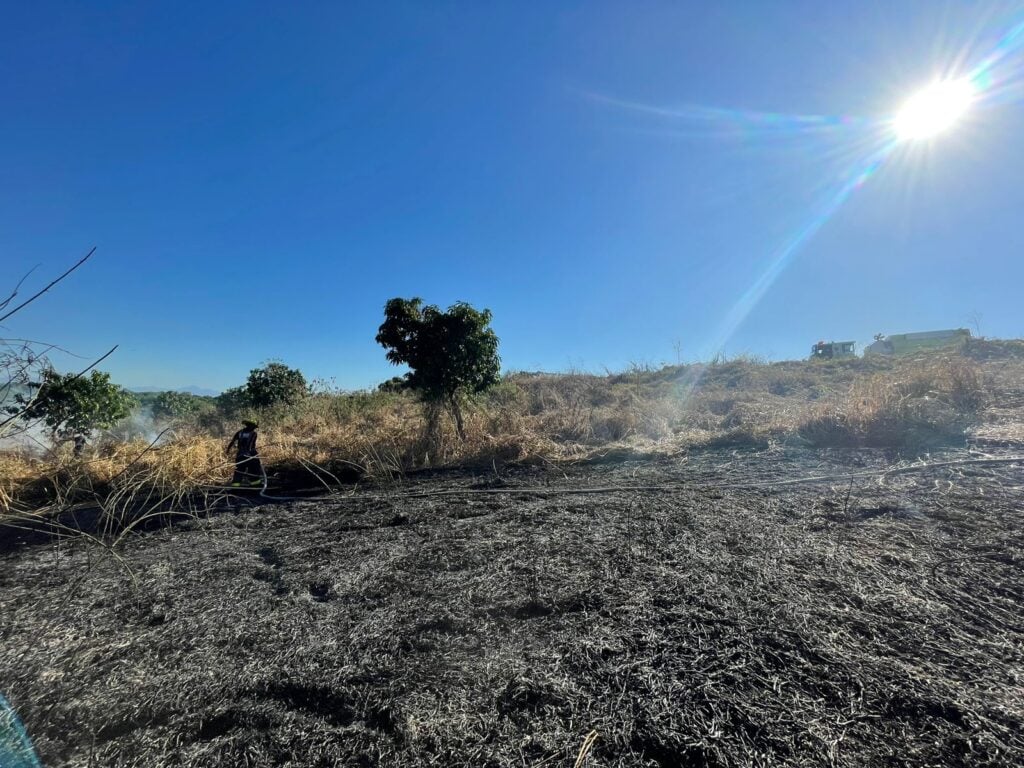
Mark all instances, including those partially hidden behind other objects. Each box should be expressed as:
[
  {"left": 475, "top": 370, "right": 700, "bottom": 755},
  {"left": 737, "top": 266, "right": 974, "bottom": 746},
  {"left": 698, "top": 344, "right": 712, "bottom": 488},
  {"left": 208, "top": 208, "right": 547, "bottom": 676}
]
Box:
[{"left": 893, "top": 78, "right": 975, "bottom": 141}]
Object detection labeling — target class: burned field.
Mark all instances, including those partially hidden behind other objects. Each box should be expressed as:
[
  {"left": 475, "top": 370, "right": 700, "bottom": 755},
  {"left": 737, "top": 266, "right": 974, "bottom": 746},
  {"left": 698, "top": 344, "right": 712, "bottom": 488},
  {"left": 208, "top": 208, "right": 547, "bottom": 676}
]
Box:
[{"left": 2, "top": 447, "right": 1023, "bottom": 767}]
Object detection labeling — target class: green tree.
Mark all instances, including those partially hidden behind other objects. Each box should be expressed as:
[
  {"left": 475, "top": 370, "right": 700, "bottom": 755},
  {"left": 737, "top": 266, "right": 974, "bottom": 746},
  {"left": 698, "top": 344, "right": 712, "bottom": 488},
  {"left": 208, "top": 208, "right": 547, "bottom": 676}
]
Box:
[
  {"left": 377, "top": 376, "right": 409, "bottom": 394},
  {"left": 8, "top": 368, "right": 135, "bottom": 437},
  {"left": 151, "top": 390, "right": 211, "bottom": 421},
  {"left": 376, "top": 297, "right": 500, "bottom": 441},
  {"left": 244, "top": 362, "right": 308, "bottom": 409},
  {"left": 216, "top": 385, "right": 250, "bottom": 416}
]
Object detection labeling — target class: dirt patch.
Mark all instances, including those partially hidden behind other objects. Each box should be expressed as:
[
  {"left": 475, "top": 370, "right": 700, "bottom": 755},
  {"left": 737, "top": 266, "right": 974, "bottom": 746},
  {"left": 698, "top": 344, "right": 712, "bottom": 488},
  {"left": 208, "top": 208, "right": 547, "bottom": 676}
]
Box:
[{"left": 1, "top": 447, "right": 1022, "bottom": 766}]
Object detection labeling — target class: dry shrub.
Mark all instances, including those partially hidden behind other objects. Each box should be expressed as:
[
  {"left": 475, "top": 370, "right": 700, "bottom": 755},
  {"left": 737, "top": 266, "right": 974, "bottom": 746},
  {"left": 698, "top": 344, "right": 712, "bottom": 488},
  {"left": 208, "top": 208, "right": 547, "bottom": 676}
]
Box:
[
  {"left": 591, "top": 408, "right": 638, "bottom": 441},
  {"left": 799, "top": 357, "right": 986, "bottom": 448},
  {"left": 696, "top": 397, "right": 797, "bottom": 448},
  {"left": 0, "top": 452, "right": 41, "bottom": 513},
  {"left": 519, "top": 374, "right": 601, "bottom": 441},
  {"left": 943, "top": 358, "right": 986, "bottom": 411},
  {"left": 964, "top": 336, "right": 1024, "bottom": 362},
  {"left": 635, "top": 398, "right": 681, "bottom": 441}
]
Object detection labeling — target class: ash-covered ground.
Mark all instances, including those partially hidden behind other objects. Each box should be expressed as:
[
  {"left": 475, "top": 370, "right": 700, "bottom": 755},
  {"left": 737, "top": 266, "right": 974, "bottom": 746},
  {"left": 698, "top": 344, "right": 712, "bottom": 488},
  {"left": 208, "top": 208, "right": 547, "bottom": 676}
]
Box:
[{"left": 2, "top": 446, "right": 1023, "bottom": 767}]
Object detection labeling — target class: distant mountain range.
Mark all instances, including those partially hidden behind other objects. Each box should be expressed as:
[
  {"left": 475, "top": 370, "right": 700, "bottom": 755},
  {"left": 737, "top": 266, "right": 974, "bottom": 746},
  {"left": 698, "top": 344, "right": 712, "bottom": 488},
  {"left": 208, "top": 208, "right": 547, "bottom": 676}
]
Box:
[{"left": 129, "top": 385, "right": 220, "bottom": 397}]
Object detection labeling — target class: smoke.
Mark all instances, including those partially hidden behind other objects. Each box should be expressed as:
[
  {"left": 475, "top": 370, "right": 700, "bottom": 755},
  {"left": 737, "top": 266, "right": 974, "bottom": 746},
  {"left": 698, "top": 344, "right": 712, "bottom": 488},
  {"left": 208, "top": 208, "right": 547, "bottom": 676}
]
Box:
[
  {"left": 103, "top": 405, "right": 176, "bottom": 446},
  {"left": 0, "top": 405, "right": 177, "bottom": 457},
  {"left": 0, "top": 420, "right": 52, "bottom": 455}
]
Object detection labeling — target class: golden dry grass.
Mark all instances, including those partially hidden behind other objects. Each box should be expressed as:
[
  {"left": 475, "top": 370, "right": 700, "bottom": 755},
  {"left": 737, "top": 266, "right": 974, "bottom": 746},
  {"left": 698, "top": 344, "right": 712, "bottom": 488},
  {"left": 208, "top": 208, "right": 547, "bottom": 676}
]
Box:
[
  {"left": 3, "top": 340, "right": 1022, "bottom": 516},
  {"left": 797, "top": 357, "right": 989, "bottom": 448}
]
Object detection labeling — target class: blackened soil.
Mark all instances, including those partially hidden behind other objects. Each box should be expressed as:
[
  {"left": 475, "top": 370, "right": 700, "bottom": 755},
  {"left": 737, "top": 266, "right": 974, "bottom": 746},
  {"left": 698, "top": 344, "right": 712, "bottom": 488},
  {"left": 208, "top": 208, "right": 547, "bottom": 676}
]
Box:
[{"left": 1, "top": 446, "right": 1022, "bottom": 767}]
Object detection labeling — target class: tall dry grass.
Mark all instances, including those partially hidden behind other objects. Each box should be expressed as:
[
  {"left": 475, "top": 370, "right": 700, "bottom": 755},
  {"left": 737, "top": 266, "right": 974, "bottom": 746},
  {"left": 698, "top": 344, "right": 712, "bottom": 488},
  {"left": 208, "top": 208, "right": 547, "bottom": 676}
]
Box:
[
  {"left": 3, "top": 344, "right": 1018, "bottom": 518},
  {"left": 797, "top": 357, "right": 988, "bottom": 448}
]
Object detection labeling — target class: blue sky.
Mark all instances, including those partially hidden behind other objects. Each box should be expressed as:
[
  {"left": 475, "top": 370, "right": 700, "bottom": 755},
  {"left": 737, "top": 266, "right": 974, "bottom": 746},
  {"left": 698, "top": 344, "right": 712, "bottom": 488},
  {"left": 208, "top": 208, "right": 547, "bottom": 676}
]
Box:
[{"left": 3, "top": 1, "right": 1023, "bottom": 392}]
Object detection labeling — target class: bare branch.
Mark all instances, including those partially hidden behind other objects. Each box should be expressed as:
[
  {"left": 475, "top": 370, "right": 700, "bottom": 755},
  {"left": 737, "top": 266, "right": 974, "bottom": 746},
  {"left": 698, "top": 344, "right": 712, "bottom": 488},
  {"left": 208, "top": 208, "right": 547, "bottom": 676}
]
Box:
[
  {"left": 0, "top": 264, "right": 41, "bottom": 312},
  {"left": 0, "top": 344, "right": 119, "bottom": 433},
  {"left": 70, "top": 344, "right": 118, "bottom": 378},
  {"left": 0, "top": 247, "right": 96, "bottom": 325}
]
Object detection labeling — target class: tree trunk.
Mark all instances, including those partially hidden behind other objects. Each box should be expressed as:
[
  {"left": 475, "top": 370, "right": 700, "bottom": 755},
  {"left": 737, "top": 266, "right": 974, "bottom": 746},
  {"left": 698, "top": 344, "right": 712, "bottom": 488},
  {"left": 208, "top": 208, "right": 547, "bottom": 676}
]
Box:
[
  {"left": 424, "top": 401, "right": 444, "bottom": 463},
  {"left": 450, "top": 396, "right": 466, "bottom": 441}
]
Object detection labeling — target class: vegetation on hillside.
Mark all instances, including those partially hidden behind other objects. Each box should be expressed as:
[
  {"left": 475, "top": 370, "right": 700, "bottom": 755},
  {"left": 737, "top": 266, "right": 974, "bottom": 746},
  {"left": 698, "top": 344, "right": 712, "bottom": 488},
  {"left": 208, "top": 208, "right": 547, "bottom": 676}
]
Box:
[{"left": 3, "top": 339, "right": 1020, "bottom": 519}]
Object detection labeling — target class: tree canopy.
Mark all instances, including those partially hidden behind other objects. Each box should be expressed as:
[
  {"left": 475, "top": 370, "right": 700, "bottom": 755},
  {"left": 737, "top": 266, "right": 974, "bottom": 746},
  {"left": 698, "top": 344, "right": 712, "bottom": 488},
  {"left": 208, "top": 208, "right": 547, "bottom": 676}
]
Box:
[
  {"left": 376, "top": 297, "right": 500, "bottom": 439},
  {"left": 8, "top": 369, "right": 135, "bottom": 437},
  {"left": 243, "top": 362, "right": 308, "bottom": 409},
  {"left": 214, "top": 362, "right": 308, "bottom": 416},
  {"left": 151, "top": 390, "right": 212, "bottom": 421}
]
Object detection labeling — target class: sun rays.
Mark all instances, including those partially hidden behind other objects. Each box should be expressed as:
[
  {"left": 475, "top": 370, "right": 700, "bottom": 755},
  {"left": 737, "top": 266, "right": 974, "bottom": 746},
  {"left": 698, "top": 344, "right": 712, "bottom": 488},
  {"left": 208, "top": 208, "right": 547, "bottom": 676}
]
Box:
[{"left": 588, "top": 11, "right": 1024, "bottom": 386}]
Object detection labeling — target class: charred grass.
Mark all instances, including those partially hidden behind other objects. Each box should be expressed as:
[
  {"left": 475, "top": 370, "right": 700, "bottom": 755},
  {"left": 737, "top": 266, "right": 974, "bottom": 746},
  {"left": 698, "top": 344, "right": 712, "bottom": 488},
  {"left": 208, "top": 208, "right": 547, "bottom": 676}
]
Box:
[{"left": 1, "top": 451, "right": 1022, "bottom": 766}]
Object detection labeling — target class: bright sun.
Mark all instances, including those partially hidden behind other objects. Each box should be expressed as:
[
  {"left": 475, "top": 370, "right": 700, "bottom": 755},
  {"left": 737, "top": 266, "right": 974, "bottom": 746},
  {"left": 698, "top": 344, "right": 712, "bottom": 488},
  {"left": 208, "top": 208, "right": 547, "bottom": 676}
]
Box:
[{"left": 893, "top": 78, "right": 975, "bottom": 141}]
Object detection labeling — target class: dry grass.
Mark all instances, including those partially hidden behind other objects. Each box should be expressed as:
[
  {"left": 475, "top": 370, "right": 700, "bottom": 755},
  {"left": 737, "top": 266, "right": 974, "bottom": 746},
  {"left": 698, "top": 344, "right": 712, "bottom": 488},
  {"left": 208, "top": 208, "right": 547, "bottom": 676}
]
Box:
[
  {"left": 3, "top": 341, "right": 1022, "bottom": 519},
  {"left": 798, "top": 357, "right": 988, "bottom": 448}
]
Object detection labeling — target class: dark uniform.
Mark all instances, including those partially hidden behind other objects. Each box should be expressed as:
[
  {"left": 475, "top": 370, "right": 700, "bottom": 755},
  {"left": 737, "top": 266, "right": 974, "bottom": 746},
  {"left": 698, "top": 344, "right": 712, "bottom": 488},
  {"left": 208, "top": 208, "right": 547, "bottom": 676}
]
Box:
[{"left": 227, "top": 423, "right": 263, "bottom": 486}]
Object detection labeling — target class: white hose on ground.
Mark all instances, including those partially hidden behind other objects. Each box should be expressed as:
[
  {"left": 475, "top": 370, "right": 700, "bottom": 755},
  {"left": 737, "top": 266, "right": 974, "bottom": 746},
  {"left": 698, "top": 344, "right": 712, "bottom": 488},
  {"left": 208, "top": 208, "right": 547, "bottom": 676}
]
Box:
[
  {"left": 329, "top": 455, "right": 1024, "bottom": 502},
  {"left": 240, "top": 455, "right": 1024, "bottom": 506}
]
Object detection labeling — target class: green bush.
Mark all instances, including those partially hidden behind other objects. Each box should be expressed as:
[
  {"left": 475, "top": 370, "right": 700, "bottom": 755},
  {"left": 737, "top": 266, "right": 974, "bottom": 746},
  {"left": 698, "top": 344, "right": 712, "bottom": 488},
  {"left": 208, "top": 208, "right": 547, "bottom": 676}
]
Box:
[
  {"left": 244, "top": 362, "right": 308, "bottom": 409},
  {"left": 7, "top": 369, "right": 135, "bottom": 437},
  {"left": 151, "top": 391, "right": 213, "bottom": 421}
]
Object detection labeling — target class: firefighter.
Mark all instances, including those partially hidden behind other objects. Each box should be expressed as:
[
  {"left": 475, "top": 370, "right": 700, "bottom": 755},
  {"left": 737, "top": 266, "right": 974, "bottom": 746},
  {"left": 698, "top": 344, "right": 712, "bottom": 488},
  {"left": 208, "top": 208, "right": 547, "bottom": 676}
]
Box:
[{"left": 227, "top": 419, "right": 263, "bottom": 487}]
